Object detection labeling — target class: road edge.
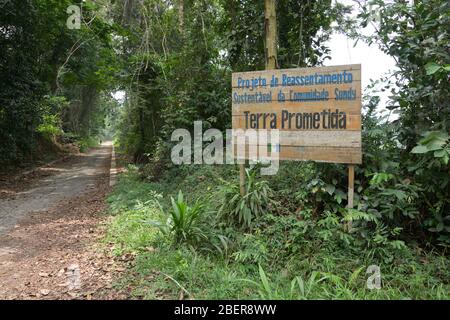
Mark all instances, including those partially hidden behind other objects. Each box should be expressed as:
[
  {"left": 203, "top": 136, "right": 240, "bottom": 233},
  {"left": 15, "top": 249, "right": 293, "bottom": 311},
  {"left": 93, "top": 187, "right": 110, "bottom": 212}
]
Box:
[{"left": 109, "top": 143, "right": 117, "bottom": 187}]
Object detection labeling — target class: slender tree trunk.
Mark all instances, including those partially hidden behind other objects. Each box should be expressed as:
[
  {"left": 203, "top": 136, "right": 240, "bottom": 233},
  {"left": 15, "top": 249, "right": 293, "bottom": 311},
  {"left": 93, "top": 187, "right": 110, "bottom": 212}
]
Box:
[
  {"left": 240, "top": 0, "right": 279, "bottom": 196},
  {"left": 264, "top": 0, "right": 278, "bottom": 70},
  {"left": 178, "top": 0, "right": 184, "bottom": 34}
]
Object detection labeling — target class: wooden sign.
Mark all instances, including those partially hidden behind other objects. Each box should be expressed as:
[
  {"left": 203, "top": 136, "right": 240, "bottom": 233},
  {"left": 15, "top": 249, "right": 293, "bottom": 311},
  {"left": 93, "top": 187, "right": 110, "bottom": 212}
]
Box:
[{"left": 231, "top": 64, "right": 362, "bottom": 164}]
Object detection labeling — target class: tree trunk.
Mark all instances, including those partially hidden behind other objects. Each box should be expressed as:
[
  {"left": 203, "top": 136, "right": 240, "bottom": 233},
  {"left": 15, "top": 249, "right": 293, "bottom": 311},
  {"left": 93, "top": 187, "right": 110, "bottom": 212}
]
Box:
[
  {"left": 178, "top": 0, "right": 184, "bottom": 34},
  {"left": 264, "top": 0, "right": 278, "bottom": 70}
]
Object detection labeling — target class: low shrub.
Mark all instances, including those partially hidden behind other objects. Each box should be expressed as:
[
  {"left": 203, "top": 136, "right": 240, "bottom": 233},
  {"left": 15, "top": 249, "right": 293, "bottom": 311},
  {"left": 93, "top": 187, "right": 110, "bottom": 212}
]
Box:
[{"left": 218, "top": 167, "right": 275, "bottom": 230}]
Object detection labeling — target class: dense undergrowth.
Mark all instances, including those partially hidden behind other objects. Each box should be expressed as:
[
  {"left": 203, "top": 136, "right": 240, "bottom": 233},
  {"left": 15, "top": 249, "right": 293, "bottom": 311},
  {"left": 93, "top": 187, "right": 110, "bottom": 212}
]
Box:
[{"left": 105, "top": 164, "right": 449, "bottom": 300}]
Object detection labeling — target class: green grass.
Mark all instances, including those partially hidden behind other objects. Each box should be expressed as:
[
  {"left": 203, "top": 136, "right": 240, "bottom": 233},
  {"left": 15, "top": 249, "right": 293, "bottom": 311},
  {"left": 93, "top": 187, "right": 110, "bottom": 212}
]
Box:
[{"left": 104, "top": 164, "right": 450, "bottom": 300}]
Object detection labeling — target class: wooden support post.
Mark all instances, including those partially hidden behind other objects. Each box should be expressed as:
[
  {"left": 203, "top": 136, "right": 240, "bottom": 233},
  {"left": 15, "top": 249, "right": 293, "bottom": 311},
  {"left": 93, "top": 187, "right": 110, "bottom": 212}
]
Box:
[
  {"left": 348, "top": 164, "right": 355, "bottom": 209},
  {"left": 345, "top": 164, "right": 355, "bottom": 232},
  {"left": 264, "top": 0, "right": 278, "bottom": 70},
  {"left": 239, "top": 164, "right": 246, "bottom": 196}
]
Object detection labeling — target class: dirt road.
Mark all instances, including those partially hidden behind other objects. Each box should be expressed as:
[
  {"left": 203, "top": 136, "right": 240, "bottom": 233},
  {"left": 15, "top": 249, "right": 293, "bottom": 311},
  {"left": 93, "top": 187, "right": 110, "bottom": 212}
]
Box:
[
  {"left": 0, "top": 142, "right": 127, "bottom": 299},
  {"left": 0, "top": 143, "right": 112, "bottom": 235}
]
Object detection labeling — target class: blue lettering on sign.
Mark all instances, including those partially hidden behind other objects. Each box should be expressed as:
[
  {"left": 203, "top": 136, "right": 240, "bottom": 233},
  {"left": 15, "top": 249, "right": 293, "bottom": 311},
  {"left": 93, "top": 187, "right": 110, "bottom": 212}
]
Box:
[
  {"left": 233, "top": 92, "right": 272, "bottom": 104},
  {"left": 335, "top": 88, "right": 356, "bottom": 100},
  {"left": 281, "top": 71, "right": 353, "bottom": 86},
  {"left": 235, "top": 71, "right": 354, "bottom": 90},
  {"left": 237, "top": 76, "right": 267, "bottom": 91},
  {"left": 234, "top": 71, "right": 357, "bottom": 104}
]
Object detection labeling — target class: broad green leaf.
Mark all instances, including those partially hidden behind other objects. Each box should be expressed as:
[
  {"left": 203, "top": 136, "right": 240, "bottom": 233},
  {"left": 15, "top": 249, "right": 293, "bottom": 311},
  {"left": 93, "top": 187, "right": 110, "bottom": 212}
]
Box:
[
  {"left": 442, "top": 153, "right": 450, "bottom": 165},
  {"left": 434, "top": 150, "right": 446, "bottom": 158},
  {"left": 324, "top": 184, "right": 336, "bottom": 195},
  {"left": 411, "top": 145, "right": 428, "bottom": 154},
  {"left": 425, "top": 62, "right": 441, "bottom": 75}
]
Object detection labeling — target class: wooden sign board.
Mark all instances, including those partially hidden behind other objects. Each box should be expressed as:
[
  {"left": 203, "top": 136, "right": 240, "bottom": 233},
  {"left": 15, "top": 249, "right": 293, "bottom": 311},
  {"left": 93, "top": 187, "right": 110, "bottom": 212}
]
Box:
[{"left": 231, "top": 64, "right": 362, "bottom": 164}]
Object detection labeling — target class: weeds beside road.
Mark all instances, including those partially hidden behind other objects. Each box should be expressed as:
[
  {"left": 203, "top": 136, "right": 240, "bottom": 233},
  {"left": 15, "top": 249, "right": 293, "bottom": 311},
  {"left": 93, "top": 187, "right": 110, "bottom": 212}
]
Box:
[{"left": 104, "top": 165, "right": 449, "bottom": 300}]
